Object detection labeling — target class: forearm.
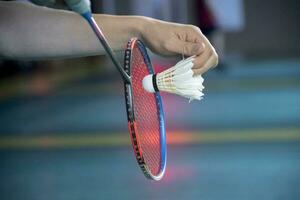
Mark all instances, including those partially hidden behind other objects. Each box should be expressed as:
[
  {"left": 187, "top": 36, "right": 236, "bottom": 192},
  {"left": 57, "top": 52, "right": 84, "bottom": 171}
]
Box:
[{"left": 0, "top": 1, "right": 144, "bottom": 60}]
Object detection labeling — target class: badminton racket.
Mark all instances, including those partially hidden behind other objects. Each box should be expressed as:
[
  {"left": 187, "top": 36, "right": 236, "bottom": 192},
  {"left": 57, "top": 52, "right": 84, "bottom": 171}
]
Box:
[{"left": 65, "top": 0, "right": 167, "bottom": 180}]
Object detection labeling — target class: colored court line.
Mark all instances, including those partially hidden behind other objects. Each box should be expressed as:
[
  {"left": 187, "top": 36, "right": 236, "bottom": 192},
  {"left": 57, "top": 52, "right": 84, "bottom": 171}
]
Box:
[{"left": 0, "top": 128, "right": 299, "bottom": 150}]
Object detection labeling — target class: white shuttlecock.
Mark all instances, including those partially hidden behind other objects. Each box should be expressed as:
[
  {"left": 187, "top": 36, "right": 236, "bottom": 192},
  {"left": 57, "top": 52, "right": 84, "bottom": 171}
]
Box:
[{"left": 142, "top": 56, "right": 204, "bottom": 102}]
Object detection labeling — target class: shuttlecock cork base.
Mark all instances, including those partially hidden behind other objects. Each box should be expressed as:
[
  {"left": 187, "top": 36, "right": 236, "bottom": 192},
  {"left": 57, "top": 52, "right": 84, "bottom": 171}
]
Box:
[{"left": 142, "top": 56, "right": 204, "bottom": 102}]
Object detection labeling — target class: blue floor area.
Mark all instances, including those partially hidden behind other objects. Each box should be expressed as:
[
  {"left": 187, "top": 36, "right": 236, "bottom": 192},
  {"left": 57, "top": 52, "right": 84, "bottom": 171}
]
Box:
[
  {"left": 1, "top": 59, "right": 300, "bottom": 134},
  {"left": 1, "top": 143, "right": 300, "bottom": 200},
  {"left": 1, "top": 88, "right": 299, "bottom": 134},
  {"left": 0, "top": 58, "right": 300, "bottom": 199}
]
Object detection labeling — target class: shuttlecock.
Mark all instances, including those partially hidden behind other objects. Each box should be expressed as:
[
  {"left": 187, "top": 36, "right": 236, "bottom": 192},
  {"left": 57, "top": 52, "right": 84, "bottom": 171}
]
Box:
[{"left": 142, "top": 56, "right": 204, "bottom": 101}]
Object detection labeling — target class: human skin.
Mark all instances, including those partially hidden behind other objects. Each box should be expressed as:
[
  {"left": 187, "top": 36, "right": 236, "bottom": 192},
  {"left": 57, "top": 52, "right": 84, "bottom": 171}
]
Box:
[{"left": 0, "top": 1, "right": 218, "bottom": 75}]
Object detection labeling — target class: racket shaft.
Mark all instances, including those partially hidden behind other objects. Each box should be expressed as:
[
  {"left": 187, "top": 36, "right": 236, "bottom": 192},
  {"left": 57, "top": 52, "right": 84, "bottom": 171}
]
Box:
[
  {"left": 86, "top": 16, "right": 131, "bottom": 83},
  {"left": 66, "top": 1, "right": 130, "bottom": 82}
]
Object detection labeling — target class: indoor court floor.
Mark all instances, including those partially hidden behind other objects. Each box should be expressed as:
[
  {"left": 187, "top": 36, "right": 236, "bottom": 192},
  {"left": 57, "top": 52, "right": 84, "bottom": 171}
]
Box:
[{"left": 1, "top": 58, "right": 300, "bottom": 200}]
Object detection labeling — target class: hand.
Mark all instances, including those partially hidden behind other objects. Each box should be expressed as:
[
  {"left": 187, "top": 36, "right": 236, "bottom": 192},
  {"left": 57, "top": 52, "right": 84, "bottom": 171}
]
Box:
[{"left": 140, "top": 18, "right": 218, "bottom": 75}]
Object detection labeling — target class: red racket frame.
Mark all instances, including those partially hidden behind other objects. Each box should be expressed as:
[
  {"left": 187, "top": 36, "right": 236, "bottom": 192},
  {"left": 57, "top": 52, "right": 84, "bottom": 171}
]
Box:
[{"left": 123, "top": 38, "right": 167, "bottom": 180}]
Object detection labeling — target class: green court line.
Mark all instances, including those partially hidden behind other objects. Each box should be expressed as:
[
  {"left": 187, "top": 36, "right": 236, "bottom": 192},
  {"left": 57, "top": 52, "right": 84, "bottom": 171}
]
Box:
[{"left": 0, "top": 128, "right": 299, "bottom": 150}]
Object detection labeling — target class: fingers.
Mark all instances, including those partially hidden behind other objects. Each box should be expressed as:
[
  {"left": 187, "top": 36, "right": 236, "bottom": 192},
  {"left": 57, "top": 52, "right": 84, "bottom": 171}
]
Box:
[
  {"left": 168, "top": 38, "right": 218, "bottom": 76},
  {"left": 186, "top": 25, "right": 218, "bottom": 75},
  {"left": 166, "top": 39, "right": 205, "bottom": 56},
  {"left": 157, "top": 23, "right": 218, "bottom": 75},
  {"left": 193, "top": 50, "right": 218, "bottom": 75},
  {"left": 182, "top": 41, "right": 205, "bottom": 56},
  {"left": 192, "top": 47, "right": 212, "bottom": 71}
]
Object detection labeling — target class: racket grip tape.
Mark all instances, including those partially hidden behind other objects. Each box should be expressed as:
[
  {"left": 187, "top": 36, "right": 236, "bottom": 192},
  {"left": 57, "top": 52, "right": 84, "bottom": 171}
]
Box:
[{"left": 64, "top": 0, "right": 91, "bottom": 14}]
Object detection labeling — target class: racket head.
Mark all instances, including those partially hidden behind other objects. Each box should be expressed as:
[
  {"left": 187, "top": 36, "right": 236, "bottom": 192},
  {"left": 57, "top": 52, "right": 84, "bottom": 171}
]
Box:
[{"left": 124, "top": 38, "right": 166, "bottom": 180}]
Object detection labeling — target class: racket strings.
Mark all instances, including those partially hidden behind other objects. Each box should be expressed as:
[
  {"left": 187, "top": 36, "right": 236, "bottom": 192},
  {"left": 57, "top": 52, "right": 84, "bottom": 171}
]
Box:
[{"left": 131, "top": 47, "right": 161, "bottom": 176}]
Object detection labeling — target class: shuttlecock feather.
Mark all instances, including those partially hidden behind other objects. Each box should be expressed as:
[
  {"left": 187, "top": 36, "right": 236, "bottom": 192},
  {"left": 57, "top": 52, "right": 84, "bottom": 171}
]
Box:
[{"left": 142, "top": 56, "right": 204, "bottom": 102}]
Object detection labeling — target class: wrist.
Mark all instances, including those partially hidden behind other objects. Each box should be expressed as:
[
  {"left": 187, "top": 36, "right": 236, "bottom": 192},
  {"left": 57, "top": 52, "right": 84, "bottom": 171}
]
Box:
[
  {"left": 93, "top": 14, "right": 146, "bottom": 44},
  {"left": 135, "top": 16, "right": 157, "bottom": 44},
  {"left": 129, "top": 16, "right": 150, "bottom": 40}
]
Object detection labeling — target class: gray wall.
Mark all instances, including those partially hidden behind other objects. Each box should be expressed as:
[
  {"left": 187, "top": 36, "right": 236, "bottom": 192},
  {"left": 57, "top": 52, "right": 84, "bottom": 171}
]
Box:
[
  {"left": 95, "top": 0, "right": 300, "bottom": 58},
  {"left": 225, "top": 0, "right": 300, "bottom": 58}
]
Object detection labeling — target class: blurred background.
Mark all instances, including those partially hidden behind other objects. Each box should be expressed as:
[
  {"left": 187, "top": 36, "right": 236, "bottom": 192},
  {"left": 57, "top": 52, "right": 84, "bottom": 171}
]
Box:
[{"left": 1, "top": 0, "right": 300, "bottom": 199}]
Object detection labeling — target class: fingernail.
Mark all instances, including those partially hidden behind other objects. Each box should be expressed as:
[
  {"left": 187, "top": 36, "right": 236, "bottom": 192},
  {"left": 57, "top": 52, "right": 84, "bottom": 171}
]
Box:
[{"left": 199, "top": 42, "right": 205, "bottom": 51}]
